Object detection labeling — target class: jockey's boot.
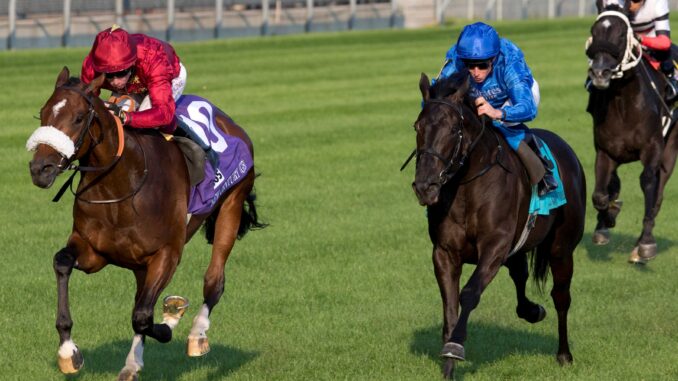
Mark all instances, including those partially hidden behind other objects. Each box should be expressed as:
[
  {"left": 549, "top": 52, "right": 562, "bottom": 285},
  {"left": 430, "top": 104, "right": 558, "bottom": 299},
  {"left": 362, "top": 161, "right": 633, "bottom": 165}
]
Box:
[
  {"left": 174, "top": 118, "right": 220, "bottom": 169},
  {"left": 516, "top": 141, "right": 545, "bottom": 188},
  {"left": 665, "top": 76, "right": 678, "bottom": 104},
  {"left": 527, "top": 136, "right": 558, "bottom": 196}
]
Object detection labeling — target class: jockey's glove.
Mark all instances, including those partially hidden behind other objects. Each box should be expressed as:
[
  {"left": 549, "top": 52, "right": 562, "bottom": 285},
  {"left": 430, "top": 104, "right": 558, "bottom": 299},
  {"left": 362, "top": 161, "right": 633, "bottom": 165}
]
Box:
[{"left": 105, "top": 101, "right": 128, "bottom": 125}]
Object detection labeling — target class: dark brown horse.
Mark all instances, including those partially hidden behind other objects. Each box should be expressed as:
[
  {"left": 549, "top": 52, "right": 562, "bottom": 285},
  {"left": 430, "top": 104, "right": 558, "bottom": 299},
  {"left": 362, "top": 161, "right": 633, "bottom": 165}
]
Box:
[
  {"left": 587, "top": 3, "right": 678, "bottom": 263},
  {"left": 27, "top": 67, "right": 264, "bottom": 380},
  {"left": 411, "top": 73, "right": 586, "bottom": 379}
]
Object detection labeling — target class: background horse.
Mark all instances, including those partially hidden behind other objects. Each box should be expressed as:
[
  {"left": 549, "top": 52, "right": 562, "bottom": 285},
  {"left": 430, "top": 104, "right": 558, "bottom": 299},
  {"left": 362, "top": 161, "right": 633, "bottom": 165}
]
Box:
[
  {"left": 27, "top": 67, "right": 264, "bottom": 380},
  {"left": 587, "top": 3, "right": 678, "bottom": 263},
  {"left": 411, "top": 73, "right": 586, "bottom": 379}
]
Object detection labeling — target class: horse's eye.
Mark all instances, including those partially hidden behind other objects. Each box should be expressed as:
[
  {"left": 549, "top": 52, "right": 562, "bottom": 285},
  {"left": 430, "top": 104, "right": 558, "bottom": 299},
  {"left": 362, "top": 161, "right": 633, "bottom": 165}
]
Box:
[{"left": 75, "top": 115, "right": 84, "bottom": 124}]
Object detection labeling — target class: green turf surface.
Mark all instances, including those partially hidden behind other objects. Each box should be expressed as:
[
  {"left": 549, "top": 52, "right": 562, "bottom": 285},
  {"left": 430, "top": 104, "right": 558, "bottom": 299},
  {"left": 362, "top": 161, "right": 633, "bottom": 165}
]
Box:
[{"left": 1, "top": 17, "right": 677, "bottom": 380}]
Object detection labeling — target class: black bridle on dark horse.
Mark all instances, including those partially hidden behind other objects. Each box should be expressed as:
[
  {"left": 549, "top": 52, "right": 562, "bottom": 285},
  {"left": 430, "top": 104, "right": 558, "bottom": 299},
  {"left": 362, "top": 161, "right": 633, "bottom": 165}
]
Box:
[
  {"left": 51, "top": 86, "right": 148, "bottom": 204},
  {"left": 401, "top": 98, "right": 506, "bottom": 186}
]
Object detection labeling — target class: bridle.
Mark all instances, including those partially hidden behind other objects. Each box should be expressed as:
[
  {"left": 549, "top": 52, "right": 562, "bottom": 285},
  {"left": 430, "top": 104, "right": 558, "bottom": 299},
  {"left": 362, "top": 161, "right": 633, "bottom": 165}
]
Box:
[
  {"left": 585, "top": 10, "right": 642, "bottom": 79},
  {"left": 401, "top": 98, "right": 504, "bottom": 186},
  {"left": 51, "top": 86, "right": 148, "bottom": 204}
]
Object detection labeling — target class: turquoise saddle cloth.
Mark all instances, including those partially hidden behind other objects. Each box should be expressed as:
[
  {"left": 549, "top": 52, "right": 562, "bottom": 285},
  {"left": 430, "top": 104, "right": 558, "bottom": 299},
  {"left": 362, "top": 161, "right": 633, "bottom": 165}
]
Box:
[{"left": 528, "top": 139, "right": 567, "bottom": 215}]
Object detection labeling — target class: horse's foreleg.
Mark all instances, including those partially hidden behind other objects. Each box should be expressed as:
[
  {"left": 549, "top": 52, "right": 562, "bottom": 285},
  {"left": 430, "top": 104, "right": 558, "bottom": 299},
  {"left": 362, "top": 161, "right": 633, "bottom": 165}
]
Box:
[
  {"left": 433, "top": 246, "right": 461, "bottom": 379},
  {"left": 188, "top": 195, "right": 243, "bottom": 357},
  {"left": 653, "top": 133, "right": 678, "bottom": 217},
  {"left": 449, "top": 248, "right": 505, "bottom": 340},
  {"left": 118, "top": 334, "right": 145, "bottom": 381},
  {"left": 632, "top": 154, "right": 661, "bottom": 261},
  {"left": 505, "top": 252, "right": 545, "bottom": 324},
  {"left": 131, "top": 254, "right": 180, "bottom": 343},
  {"left": 53, "top": 247, "right": 82, "bottom": 374},
  {"left": 592, "top": 151, "right": 620, "bottom": 245},
  {"left": 54, "top": 239, "right": 107, "bottom": 375}
]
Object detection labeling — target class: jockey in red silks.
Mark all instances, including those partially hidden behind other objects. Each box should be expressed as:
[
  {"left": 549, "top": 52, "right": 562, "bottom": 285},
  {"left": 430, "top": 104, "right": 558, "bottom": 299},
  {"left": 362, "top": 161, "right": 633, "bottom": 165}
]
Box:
[
  {"left": 603, "top": 0, "right": 678, "bottom": 101},
  {"left": 80, "top": 25, "right": 187, "bottom": 133}
]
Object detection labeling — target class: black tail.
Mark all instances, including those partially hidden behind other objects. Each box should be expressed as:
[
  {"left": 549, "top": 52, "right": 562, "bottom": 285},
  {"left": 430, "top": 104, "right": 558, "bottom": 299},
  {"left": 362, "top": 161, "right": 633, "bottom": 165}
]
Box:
[
  {"left": 530, "top": 247, "right": 550, "bottom": 293},
  {"left": 204, "top": 187, "right": 267, "bottom": 244}
]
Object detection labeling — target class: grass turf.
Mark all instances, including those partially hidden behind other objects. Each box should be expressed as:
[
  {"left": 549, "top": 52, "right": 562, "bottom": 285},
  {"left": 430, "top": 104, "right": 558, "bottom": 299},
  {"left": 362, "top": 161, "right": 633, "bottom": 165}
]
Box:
[{"left": 1, "top": 17, "right": 677, "bottom": 380}]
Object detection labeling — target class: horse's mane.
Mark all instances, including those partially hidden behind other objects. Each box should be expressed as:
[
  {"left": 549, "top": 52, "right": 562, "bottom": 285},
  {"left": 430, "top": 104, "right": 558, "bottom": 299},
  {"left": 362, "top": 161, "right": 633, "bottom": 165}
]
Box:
[
  {"left": 62, "top": 76, "right": 82, "bottom": 88},
  {"left": 429, "top": 72, "right": 478, "bottom": 115}
]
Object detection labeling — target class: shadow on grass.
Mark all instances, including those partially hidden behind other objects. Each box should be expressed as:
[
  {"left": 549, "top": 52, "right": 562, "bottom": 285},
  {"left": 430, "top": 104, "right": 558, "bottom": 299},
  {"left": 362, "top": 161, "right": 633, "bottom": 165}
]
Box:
[
  {"left": 79, "top": 339, "right": 258, "bottom": 380},
  {"left": 581, "top": 231, "right": 675, "bottom": 267},
  {"left": 410, "top": 322, "right": 558, "bottom": 380}
]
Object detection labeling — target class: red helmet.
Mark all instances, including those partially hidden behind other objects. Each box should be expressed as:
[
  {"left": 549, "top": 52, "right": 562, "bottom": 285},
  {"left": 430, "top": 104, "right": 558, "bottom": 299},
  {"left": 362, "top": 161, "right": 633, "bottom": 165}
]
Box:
[{"left": 89, "top": 26, "right": 137, "bottom": 73}]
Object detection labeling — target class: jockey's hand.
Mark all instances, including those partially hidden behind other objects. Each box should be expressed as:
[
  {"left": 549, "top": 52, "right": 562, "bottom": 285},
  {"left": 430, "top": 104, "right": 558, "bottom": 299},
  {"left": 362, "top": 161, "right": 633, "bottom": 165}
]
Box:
[
  {"left": 105, "top": 101, "right": 128, "bottom": 124},
  {"left": 475, "top": 97, "right": 503, "bottom": 121}
]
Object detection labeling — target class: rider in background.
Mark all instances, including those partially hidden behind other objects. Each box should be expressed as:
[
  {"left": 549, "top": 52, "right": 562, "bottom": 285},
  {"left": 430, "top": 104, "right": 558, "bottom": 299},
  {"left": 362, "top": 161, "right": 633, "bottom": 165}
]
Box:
[
  {"left": 433, "top": 22, "right": 557, "bottom": 196},
  {"left": 602, "top": 0, "right": 678, "bottom": 102},
  {"left": 80, "top": 25, "right": 186, "bottom": 133}
]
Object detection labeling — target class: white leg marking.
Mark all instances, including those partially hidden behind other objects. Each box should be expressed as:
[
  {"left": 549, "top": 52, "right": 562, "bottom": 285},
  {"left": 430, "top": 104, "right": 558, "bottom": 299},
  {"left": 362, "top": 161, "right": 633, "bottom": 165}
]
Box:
[
  {"left": 58, "top": 339, "right": 78, "bottom": 358},
  {"left": 124, "top": 334, "right": 144, "bottom": 372},
  {"left": 162, "top": 314, "right": 180, "bottom": 330},
  {"left": 189, "top": 304, "right": 210, "bottom": 338}
]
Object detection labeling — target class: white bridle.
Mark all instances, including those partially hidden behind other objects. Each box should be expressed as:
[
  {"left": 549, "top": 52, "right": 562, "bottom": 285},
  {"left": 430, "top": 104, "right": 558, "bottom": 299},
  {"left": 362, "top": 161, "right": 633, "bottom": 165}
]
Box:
[{"left": 585, "top": 10, "right": 643, "bottom": 79}]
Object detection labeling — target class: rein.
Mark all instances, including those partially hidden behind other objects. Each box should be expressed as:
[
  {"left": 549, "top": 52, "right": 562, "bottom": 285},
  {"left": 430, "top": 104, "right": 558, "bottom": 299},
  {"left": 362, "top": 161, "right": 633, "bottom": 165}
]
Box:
[
  {"left": 401, "top": 98, "right": 504, "bottom": 186},
  {"left": 52, "top": 86, "right": 148, "bottom": 204}
]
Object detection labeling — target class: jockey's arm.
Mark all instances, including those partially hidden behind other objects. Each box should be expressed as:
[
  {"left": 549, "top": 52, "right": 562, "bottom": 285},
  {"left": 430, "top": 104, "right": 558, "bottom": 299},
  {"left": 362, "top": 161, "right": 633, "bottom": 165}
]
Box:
[
  {"left": 125, "top": 76, "right": 175, "bottom": 129},
  {"left": 641, "top": 31, "right": 671, "bottom": 51},
  {"left": 501, "top": 62, "right": 537, "bottom": 124}
]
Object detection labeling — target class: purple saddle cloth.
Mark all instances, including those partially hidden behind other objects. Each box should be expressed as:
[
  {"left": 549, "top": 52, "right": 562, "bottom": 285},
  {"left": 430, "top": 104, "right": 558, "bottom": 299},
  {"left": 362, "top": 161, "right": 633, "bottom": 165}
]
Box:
[{"left": 175, "top": 95, "right": 253, "bottom": 215}]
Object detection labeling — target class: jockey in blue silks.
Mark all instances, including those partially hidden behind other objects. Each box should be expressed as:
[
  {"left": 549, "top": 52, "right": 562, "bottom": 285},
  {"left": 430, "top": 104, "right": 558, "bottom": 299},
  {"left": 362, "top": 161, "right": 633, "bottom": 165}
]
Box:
[{"left": 433, "top": 22, "right": 557, "bottom": 196}]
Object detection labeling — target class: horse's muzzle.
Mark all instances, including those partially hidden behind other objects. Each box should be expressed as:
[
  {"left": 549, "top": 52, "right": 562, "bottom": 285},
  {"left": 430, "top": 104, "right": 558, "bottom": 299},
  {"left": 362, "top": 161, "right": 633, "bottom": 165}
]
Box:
[
  {"left": 412, "top": 181, "right": 440, "bottom": 206},
  {"left": 29, "top": 159, "right": 60, "bottom": 189},
  {"left": 588, "top": 67, "right": 612, "bottom": 90}
]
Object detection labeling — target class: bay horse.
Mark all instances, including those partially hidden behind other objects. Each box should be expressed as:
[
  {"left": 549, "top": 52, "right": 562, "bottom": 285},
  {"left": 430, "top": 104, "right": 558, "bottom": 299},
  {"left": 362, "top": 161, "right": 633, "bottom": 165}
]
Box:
[
  {"left": 27, "top": 67, "right": 264, "bottom": 380},
  {"left": 587, "top": 3, "right": 678, "bottom": 263},
  {"left": 411, "top": 72, "right": 586, "bottom": 379}
]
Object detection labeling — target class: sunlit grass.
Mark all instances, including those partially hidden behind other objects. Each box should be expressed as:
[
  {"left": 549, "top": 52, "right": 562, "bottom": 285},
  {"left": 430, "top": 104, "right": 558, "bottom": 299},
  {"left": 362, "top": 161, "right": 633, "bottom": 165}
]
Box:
[{"left": 1, "top": 17, "right": 677, "bottom": 380}]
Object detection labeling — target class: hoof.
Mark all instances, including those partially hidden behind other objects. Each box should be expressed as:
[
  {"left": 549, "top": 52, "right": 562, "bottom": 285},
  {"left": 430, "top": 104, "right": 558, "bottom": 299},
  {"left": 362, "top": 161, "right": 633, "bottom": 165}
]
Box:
[
  {"left": 629, "top": 244, "right": 657, "bottom": 265},
  {"left": 57, "top": 345, "right": 84, "bottom": 374},
  {"left": 557, "top": 352, "right": 573, "bottom": 365},
  {"left": 638, "top": 243, "right": 657, "bottom": 261},
  {"left": 517, "top": 303, "right": 546, "bottom": 324},
  {"left": 117, "top": 367, "right": 139, "bottom": 381},
  {"left": 592, "top": 229, "right": 610, "bottom": 245},
  {"left": 187, "top": 336, "right": 210, "bottom": 357},
  {"left": 163, "top": 295, "right": 189, "bottom": 319},
  {"left": 440, "top": 342, "right": 465, "bottom": 361}
]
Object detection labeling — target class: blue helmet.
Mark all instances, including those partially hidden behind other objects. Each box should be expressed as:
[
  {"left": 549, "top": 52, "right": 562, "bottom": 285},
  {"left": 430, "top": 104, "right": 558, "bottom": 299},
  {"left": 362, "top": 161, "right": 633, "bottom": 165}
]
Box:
[{"left": 456, "top": 22, "right": 500, "bottom": 61}]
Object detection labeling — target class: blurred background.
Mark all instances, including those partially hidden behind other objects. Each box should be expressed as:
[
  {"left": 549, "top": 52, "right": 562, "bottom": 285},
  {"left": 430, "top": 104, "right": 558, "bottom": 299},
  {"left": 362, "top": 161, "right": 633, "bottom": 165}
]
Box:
[{"left": 3, "top": 0, "right": 665, "bottom": 50}]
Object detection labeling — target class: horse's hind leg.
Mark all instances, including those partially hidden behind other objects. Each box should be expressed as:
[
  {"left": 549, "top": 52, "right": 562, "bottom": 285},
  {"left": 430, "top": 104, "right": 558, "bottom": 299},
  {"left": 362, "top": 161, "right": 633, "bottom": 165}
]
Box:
[
  {"left": 548, "top": 248, "right": 574, "bottom": 365},
  {"left": 188, "top": 189, "right": 246, "bottom": 357},
  {"left": 505, "top": 252, "right": 546, "bottom": 324},
  {"left": 592, "top": 151, "right": 621, "bottom": 245}
]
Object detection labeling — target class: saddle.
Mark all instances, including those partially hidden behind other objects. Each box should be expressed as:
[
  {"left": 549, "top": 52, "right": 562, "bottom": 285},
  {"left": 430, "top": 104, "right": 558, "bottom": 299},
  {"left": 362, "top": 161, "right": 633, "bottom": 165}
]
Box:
[{"left": 172, "top": 136, "right": 206, "bottom": 187}]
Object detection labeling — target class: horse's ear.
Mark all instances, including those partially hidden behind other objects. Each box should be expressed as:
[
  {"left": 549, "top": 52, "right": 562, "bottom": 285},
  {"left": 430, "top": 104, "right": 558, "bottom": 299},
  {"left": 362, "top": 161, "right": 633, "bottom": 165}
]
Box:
[
  {"left": 622, "top": 0, "right": 631, "bottom": 14},
  {"left": 85, "top": 73, "right": 106, "bottom": 95},
  {"left": 595, "top": 0, "right": 604, "bottom": 13},
  {"left": 56, "top": 66, "right": 70, "bottom": 88},
  {"left": 419, "top": 73, "right": 431, "bottom": 101},
  {"left": 450, "top": 75, "right": 470, "bottom": 103}
]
